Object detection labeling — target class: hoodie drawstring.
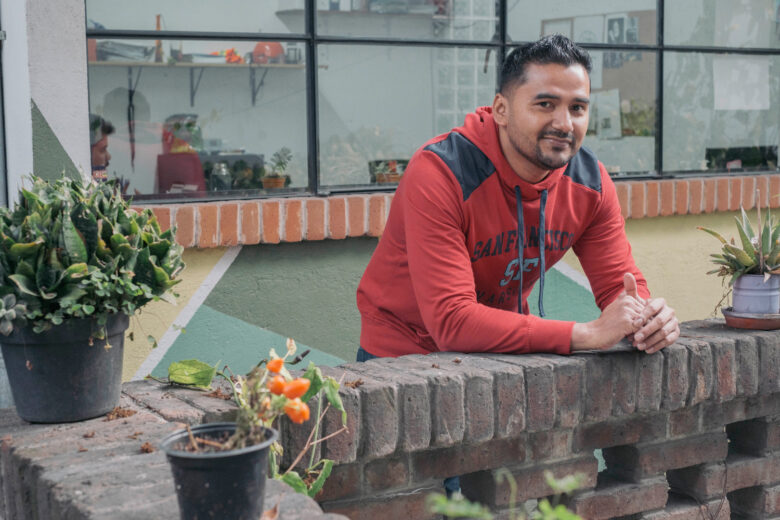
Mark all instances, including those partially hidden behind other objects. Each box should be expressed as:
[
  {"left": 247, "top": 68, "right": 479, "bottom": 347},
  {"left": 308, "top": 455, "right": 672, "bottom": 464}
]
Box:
[{"left": 514, "top": 187, "right": 548, "bottom": 318}]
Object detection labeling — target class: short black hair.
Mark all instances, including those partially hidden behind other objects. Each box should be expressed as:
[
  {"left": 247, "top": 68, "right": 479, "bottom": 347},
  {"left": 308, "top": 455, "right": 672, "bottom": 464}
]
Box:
[
  {"left": 499, "top": 35, "right": 592, "bottom": 93},
  {"left": 89, "top": 114, "right": 115, "bottom": 146}
]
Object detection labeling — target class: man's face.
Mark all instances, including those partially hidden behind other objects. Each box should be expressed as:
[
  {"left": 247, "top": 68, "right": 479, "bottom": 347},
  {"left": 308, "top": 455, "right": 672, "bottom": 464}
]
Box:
[
  {"left": 493, "top": 63, "right": 590, "bottom": 182},
  {"left": 91, "top": 136, "right": 111, "bottom": 168}
]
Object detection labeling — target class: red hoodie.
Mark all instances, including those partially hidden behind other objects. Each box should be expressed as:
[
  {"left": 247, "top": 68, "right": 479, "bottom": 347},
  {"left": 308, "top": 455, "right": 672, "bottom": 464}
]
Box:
[{"left": 356, "top": 107, "right": 649, "bottom": 358}]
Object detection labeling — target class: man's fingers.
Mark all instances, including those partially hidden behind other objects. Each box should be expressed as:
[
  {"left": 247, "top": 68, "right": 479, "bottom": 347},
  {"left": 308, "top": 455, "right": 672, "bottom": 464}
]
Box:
[
  {"left": 623, "top": 273, "right": 639, "bottom": 300},
  {"left": 643, "top": 323, "right": 680, "bottom": 354}
]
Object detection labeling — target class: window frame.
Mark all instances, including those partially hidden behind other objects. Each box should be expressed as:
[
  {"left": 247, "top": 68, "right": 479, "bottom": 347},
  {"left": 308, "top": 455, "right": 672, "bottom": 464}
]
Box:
[{"left": 85, "top": 0, "right": 780, "bottom": 202}]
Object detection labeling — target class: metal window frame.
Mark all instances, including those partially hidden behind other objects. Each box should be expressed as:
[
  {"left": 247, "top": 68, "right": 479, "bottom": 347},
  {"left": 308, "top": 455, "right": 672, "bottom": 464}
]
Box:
[{"left": 85, "top": 0, "right": 780, "bottom": 200}]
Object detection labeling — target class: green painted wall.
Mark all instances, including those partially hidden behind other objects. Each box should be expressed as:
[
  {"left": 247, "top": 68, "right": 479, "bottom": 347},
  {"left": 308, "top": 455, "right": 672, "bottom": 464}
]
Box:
[{"left": 31, "top": 101, "right": 79, "bottom": 181}]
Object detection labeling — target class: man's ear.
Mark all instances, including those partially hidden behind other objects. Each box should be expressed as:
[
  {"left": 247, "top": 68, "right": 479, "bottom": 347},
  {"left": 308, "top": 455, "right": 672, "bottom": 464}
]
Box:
[{"left": 492, "top": 93, "right": 508, "bottom": 126}]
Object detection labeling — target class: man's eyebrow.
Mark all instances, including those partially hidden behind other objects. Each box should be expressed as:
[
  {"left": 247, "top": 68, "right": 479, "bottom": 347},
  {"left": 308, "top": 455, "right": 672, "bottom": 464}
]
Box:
[{"left": 533, "top": 93, "right": 590, "bottom": 104}]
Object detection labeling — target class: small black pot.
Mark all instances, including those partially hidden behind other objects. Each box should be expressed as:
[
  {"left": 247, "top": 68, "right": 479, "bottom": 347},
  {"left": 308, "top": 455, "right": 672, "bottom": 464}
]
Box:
[
  {"left": 0, "top": 313, "right": 129, "bottom": 423},
  {"left": 160, "top": 422, "right": 278, "bottom": 520}
]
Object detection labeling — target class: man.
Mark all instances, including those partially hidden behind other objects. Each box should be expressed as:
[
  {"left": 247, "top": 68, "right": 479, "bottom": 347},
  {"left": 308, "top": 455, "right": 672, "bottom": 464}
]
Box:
[
  {"left": 356, "top": 35, "right": 679, "bottom": 361},
  {"left": 89, "top": 114, "right": 114, "bottom": 182}
]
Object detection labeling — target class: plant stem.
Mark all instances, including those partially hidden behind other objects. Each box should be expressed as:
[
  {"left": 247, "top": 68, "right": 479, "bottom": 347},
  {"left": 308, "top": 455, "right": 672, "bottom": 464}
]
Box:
[
  {"left": 185, "top": 424, "right": 199, "bottom": 452},
  {"left": 282, "top": 402, "right": 331, "bottom": 477},
  {"left": 309, "top": 397, "right": 324, "bottom": 468}
]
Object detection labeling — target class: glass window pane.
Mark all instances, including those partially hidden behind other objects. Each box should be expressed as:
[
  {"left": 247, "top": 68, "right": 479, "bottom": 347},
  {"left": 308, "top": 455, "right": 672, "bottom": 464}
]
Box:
[
  {"left": 85, "top": 0, "right": 304, "bottom": 34},
  {"left": 583, "top": 50, "right": 657, "bottom": 175},
  {"left": 665, "top": 0, "right": 780, "bottom": 49},
  {"left": 317, "top": 45, "right": 497, "bottom": 187},
  {"left": 507, "top": 1, "right": 656, "bottom": 45},
  {"left": 313, "top": 0, "right": 497, "bottom": 41},
  {"left": 663, "top": 52, "right": 779, "bottom": 173},
  {"left": 88, "top": 39, "right": 308, "bottom": 201}
]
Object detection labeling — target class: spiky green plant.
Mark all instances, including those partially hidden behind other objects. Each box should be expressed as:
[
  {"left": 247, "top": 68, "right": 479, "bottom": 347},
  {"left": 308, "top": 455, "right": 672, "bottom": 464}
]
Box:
[
  {"left": 0, "top": 176, "right": 184, "bottom": 338},
  {"left": 699, "top": 205, "right": 780, "bottom": 286},
  {"left": 267, "top": 147, "right": 292, "bottom": 178}
]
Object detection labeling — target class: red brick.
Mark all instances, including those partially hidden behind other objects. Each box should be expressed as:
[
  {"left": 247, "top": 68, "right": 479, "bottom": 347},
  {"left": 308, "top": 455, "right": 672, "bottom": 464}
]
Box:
[
  {"left": 630, "top": 181, "right": 646, "bottom": 219},
  {"left": 283, "top": 200, "right": 302, "bottom": 242},
  {"left": 261, "top": 201, "right": 280, "bottom": 244},
  {"left": 717, "top": 177, "right": 730, "bottom": 212},
  {"left": 461, "top": 456, "right": 598, "bottom": 506},
  {"left": 741, "top": 176, "right": 756, "bottom": 210},
  {"left": 703, "top": 178, "right": 717, "bottom": 213},
  {"left": 218, "top": 203, "right": 238, "bottom": 246},
  {"left": 603, "top": 432, "right": 728, "bottom": 481},
  {"left": 239, "top": 201, "right": 260, "bottom": 244},
  {"left": 582, "top": 355, "right": 613, "bottom": 421},
  {"left": 770, "top": 174, "right": 780, "bottom": 208},
  {"left": 364, "top": 455, "right": 410, "bottom": 492},
  {"left": 315, "top": 463, "right": 361, "bottom": 502},
  {"left": 197, "top": 204, "right": 218, "bottom": 248},
  {"left": 711, "top": 340, "right": 736, "bottom": 402},
  {"left": 574, "top": 414, "right": 666, "bottom": 451},
  {"left": 688, "top": 179, "right": 702, "bottom": 215},
  {"left": 756, "top": 175, "right": 770, "bottom": 209},
  {"left": 612, "top": 353, "right": 638, "bottom": 416},
  {"left": 412, "top": 437, "right": 526, "bottom": 480},
  {"left": 729, "top": 483, "right": 780, "bottom": 517},
  {"left": 347, "top": 196, "right": 366, "bottom": 237},
  {"left": 368, "top": 195, "right": 386, "bottom": 237},
  {"left": 616, "top": 182, "right": 629, "bottom": 220},
  {"left": 669, "top": 406, "right": 701, "bottom": 437},
  {"left": 663, "top": 344, "right": 690, "bottom": 410},
  {"left": 151, "top": 206, "right": 172, "bottom": 232},
  {"left": 729, "top": 177, "right": 742, "bottom": 211},
  {"left": 636, "top": 353, "right": 664, "bottom": 413},
  {"left": 174, "top": 205, "right": 195, "bottom": 247},
  {"left": 321, "top": 485, "right": 440, "bottom": 520},
  {"left": 527, "top": 430, "right": 572, "bottom": 461},
  {"left": 306, "top": 199, "right": 326, "bottom": 241},
  {"left": 668, "top": 453, "right": 780, "bottom": 501},
  {"left": 329, "top": 198, "right": 346, "bottom": 239},
  {"left": 641, "top": 495, "right": 730, "bottom": 519},
  {"left": 566, "top": 475, "right": 668, "bottom": 519},
  {"left": 646, "top": 181, "right": 660, "bottom": 218},
  {"left": 660, "top": 181, "right": 674, "bottom": 216}
]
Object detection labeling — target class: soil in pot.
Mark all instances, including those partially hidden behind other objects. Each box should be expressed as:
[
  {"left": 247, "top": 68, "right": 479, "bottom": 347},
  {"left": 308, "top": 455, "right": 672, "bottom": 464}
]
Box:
[
  {"left": 160, "top": 422, "right": 278, "bottom": 520},
  {"left": 262, "top": 176, "right": 286, "bottom": 189},
  {"left": 0, "top": 313, "right": 129, "bottom": 423},
  {"left": 732, "top": 274, "right": 780, "bottom": 314}
]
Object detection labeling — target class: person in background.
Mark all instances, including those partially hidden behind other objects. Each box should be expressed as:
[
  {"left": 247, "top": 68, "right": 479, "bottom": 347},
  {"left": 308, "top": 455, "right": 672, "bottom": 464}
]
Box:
[{"left": 89, "top": 114, "right": 114, "bottom": 182}]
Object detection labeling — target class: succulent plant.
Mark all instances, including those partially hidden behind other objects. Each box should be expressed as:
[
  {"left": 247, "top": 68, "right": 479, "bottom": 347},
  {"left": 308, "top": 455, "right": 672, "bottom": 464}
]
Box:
[
  {"left": 699, "top": 206, "right": 780, "bottom": 285},
  {"left": 0, "top": 294, "right": 26, "bottom": 336},
  {"left": 0, "top": 176, "right": 185, "bottom": 337},
  {"left": 267, "top": 147, "right": 292, "bottom": 178}
]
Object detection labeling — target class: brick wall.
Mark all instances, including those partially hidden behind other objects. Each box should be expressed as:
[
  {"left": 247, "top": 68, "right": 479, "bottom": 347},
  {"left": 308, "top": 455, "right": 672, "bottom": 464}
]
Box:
[
  {"left": 134, "top": 174, "right": 780, "bottom": 248},
  {"left": 289, "top": 320, "right": 778, "bottom": 520},
  {"left": 0, "top": 320, "right": 777, "bottom": 519}
]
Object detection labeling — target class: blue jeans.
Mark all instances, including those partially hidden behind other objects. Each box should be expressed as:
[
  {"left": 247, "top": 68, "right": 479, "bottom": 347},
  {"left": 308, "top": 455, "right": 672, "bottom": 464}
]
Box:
[{"left": 355, "top": 347, "right": 461, "bottom": 495}]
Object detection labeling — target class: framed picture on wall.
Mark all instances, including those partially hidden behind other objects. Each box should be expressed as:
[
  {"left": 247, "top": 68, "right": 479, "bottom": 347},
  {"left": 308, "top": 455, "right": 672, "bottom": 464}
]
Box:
[{"left": 604, "top": 14, "right": 626, "bottom": 69}]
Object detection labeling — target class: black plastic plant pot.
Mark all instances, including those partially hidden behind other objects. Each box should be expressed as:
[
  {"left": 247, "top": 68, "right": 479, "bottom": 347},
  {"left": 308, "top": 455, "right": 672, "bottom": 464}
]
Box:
[
  {"left": 160, "top": 422, "right": 278, "bottom": 520},
  {"left": 0, "top": 313, "right": 129, "bottom": 423}
]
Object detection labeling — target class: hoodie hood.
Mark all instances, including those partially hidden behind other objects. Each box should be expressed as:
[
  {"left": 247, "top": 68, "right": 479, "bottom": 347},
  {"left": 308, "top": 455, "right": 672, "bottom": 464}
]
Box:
[{"left": 456, "top": 106, "right": 567, "bottom": 202}]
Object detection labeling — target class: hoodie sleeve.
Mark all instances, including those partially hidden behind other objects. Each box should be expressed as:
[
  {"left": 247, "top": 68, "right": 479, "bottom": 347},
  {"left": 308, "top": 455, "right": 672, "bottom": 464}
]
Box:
[
  {"left": 401, "top": 150, "right": 574, "bottom": 355},
  {"left": 573, "top": 164, "right": 650, "bottom": 309}
]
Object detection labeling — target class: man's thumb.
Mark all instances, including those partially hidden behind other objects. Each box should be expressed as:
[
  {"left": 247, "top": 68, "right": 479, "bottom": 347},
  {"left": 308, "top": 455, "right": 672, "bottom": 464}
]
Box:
[{"left": 623, "top": 273, "right": 639, "bottom": 300}]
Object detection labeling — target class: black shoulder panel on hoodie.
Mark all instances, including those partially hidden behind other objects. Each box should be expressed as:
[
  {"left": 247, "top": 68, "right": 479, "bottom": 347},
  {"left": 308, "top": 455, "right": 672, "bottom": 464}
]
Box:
[
  {"left": 563, "top": 146, "right": 601, "bottom": 193},
  {"left": 424, "top": 132, "right": 495, "bottom": 202}
]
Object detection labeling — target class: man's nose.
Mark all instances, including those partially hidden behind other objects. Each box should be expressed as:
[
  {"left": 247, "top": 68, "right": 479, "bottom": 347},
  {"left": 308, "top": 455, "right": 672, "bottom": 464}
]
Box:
[{"left": 551, "top": 108, "right": 574, "bottom": 134}]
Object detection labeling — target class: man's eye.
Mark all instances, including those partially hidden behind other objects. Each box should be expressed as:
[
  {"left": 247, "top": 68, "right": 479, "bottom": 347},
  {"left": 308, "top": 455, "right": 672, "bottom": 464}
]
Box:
[
  {"left": 538, "top": 101, "right": 551, "bottom": 108},
  {"left": 572, "top": 105, "right": 585, "bottom": 112}
]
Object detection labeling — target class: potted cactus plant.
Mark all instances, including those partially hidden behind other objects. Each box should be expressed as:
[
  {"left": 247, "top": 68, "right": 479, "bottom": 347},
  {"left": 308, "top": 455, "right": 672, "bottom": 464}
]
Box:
[
  {"left": 0, "top": 176, "right": 184, "bottom": 422},
  {"left": 699, "top": 202, "right": 780, "bottom": 321},
  {"left": 262, "top": 147, "right": 292, "bottom": 189}
]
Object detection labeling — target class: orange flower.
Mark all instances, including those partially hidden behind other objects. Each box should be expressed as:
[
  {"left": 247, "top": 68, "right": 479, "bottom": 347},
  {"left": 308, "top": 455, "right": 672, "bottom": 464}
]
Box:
[
  {"left": 284, "top": 398, "right": 310, "bottom": 424},
  {"left": 267, "top": 375, "right": 286, "bottom": 395},
  {"left": 267, "top": 358, "right": 283, "bottom": 373},
  {"left": 282, "top": 378, "right": 310, "bottom": 399}
]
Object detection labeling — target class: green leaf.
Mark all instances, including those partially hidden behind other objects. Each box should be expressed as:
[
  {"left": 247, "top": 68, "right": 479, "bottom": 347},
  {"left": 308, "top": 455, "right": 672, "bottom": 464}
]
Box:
[
  {"left": 306, "top": 459, "right": 333, "bottom": 498},
  {"left": 9, "top": 239, "right": 44, "bottom": 262},
  {"left": 697, "top": 226, "right": 727, "bottom": 244},
  {"left": 300, "top": 362, "right": 325, "bottom": 403},
  {"left": 58, "top": 284, "right": 86, "bottom": 306},
  {"left": 8, "top": 274, "right": 38, "bottom": 296},
  {"left": 734, "top": 216, "right": 756, "bottom": 260},
  {"left": 426, "top": 493, "right": 493, "bottom": 519},
  {"left": 323, "top": 377, "right": 346, "bottom": 426},
  {"left": 167, "top": 359, "right": 217, "bottom": 389},
  {"left": 62, "top": 214, "right": 88, "bottom": 263},
  {"left": 278, "top": 471, "right": 308, "bottom": 495}
]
